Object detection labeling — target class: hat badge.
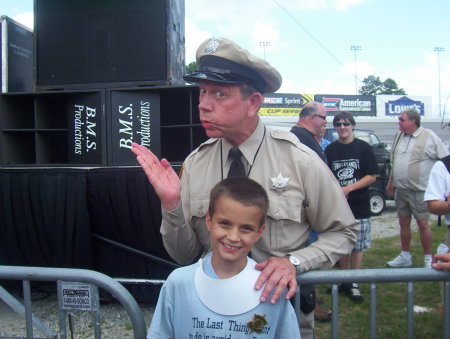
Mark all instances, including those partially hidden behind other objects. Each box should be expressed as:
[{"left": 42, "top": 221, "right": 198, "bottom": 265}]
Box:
[{"left": 204, "top": 38, "right": 220, "bottom": 55}]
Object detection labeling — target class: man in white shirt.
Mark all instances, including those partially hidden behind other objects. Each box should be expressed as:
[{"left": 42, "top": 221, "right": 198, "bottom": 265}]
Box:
[
  {"left": 386, "top": 108, "right": 448, "bottom": 268},
  {"left": 424, "top": 155, "right": 450, "bottom": 259}
]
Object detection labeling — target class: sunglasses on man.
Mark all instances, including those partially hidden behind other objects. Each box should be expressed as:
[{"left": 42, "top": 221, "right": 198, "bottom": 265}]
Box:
[
  {"left": 313, "top": 114, "right": 326, "bottom": 120},
  {"left": 334, "top": 122, "right": 351, "bottom": 127}
]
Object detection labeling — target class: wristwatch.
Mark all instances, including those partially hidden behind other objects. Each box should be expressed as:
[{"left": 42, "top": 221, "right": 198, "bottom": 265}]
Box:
[{"left": 286, "top": 254, "right": 301, "bottom": 274}]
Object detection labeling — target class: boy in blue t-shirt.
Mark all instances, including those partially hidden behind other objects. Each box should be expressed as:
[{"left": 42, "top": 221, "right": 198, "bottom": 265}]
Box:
[{"left": 148, "top": 177, "right": 300, "bottom": 338}]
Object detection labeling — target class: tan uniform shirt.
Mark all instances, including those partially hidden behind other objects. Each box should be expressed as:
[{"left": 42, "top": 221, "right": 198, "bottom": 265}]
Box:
[{"left": 161, "top": 120, "right": 358, "bottom": 272}]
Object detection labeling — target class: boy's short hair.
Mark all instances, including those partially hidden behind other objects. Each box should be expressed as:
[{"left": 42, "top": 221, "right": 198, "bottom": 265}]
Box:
[
  {"left": 208, "top": 178, "right": 269, "bottom": 226},
  {"left": 333, "top": 111, "right": 355, "bottom": 126}
]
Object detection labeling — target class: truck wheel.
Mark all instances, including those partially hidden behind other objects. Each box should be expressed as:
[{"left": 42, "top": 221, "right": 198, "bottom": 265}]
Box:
[{"left": 370, "top": 190, "right": 385, "bottom": 216}]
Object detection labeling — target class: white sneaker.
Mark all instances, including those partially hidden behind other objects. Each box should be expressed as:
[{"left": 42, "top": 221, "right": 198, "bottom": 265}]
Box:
[
  {"left": 387, "top": 253, "right": 412, "bottom": 267},
  {"left": 424, "top": 256, "right": 432, "bottom": 268}
]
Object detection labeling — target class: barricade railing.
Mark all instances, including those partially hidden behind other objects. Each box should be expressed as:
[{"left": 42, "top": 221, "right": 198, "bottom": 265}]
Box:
[
  {"left": 2, "top": 265, "right": 449, "bottom": 339},
  {"left": 298, "top": 267, "right": 450, "bottom": 339},
  {"left": 0, "top": 266, "right": 147, "bottom": 339}
]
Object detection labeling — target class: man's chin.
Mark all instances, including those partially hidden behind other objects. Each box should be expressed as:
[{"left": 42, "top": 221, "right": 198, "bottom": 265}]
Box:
[{"left": 204, "top": 128, "right": 224, "bottom": 138}]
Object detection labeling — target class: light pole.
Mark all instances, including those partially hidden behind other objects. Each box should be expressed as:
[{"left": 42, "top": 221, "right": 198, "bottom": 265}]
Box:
[
  {"left": 434, "top": 47, "right": 445, "bottom": 117},
  {"left": 259, "top": 41, "right": 271, "bottom": 61},
  {"left": 350, "top": 45, "right": 362, "bottom": 95}
]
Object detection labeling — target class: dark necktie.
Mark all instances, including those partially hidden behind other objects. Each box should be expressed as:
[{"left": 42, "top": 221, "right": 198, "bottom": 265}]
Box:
[{"left": 227, "top": 147, "right": 246, "bottom": 178}]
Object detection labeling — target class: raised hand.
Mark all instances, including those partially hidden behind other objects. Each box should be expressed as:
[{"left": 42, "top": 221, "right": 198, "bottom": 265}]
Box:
[{"left": 131, "top": 143, "right": 181, "bottom": 210}]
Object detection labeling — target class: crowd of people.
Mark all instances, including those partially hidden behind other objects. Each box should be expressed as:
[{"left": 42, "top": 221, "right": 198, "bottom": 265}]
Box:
[{"left": 131, "top": 37, "right": 449, "bottom": 338}]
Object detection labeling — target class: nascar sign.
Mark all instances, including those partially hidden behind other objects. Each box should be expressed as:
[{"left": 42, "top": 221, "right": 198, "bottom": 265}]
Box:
[
  {"left": 314, "top": 95, "right": 376, "bottom": 116},
  {"left": 259, "top": 93, "right": 313, "bottom": 116}
]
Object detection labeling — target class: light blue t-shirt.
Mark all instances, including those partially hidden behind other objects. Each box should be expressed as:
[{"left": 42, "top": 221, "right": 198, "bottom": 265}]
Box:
[{"left": 147, "top": 253, "right": 300, "bottom": 338}]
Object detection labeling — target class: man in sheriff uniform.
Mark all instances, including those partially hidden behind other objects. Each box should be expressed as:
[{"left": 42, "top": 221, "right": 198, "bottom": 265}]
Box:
[{"left": 132, "top": 37, "right": 358, "bottom": 338}]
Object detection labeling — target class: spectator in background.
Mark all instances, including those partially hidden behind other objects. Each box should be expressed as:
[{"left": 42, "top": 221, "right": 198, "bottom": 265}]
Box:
[
  {"left": 292, "top": 105, "right": 332, "bottom": 322},
  {"left": 325, "top": 111, "right": 379, "bottom": 302},
  {"left": 424, "top": 154, "right": 450, "bottom": 262},
  {"left": 386, "top": 108, "right": 448, "bottom": 268},
  {"left": 290, "top": 101, "right": 327, "bottom": 163},
  {"left": 315, "top": 123, "right": 332, "bottom": 151},
  {"left": 424, "top": 154, "right": 450, "bottom": 312}
]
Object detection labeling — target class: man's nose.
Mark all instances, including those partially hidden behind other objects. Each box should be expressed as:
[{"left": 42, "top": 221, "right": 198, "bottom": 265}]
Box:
[{"left": 198, "top": 94, "right": 213, "bottom": 111}]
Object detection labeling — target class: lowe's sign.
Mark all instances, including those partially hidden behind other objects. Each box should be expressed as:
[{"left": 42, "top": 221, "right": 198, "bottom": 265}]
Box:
[
  {"left": 376, "top": 95, "right": 431, "bottom": 117},
  {"left": 385, "top": 96, "right": 424, "bottom": 116}
]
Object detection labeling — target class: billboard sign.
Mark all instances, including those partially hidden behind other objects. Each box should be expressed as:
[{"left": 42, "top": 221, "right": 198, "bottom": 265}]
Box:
[
  {"left": 385, "top": 96, "right": 424, "bottom": 116},
  {"left": 314, "top": 95, "right": 376, "bottom": 116},
  {"left": 259, "top": 93, "right": 313, "bottom": 116},
  {"left": 376, "top": 95, "right": 431, "bottom": 117}
]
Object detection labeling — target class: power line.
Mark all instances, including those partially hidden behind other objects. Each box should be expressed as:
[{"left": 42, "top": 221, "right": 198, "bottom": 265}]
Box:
[{"left": 272, "top": 0, "right": 345, "bottom": 68}]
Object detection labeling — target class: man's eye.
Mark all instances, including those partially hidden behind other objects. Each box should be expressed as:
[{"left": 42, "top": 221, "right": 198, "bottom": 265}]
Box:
[
  {"left": 216, "top": 91, "right": 225, "bottom": 98},
  {"left": 199, "top": 88, "right": 206, "bottom": 94}
]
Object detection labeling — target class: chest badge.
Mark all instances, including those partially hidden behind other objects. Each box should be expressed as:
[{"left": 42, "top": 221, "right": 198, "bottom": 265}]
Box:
[{"left": 270, "top": 172, "right": 290, "bottom": 194}]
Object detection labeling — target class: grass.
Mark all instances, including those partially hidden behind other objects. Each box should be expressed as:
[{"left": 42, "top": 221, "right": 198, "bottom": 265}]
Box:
[{"left": 314, "top": 220, "right": 447, "bottom": 339}]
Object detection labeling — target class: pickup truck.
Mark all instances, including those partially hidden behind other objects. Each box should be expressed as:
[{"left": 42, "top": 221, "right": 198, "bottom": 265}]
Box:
[{"left": 324, "top": 128, "right": 392, "bottom": 216}]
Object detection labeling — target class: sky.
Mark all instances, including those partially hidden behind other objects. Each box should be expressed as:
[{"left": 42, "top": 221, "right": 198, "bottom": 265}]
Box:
[{"left": 2, "top": 0, "right": 450, "bottom": 117}]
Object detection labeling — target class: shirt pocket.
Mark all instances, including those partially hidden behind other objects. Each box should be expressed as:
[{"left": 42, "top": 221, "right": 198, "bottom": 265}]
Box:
[
  {"left": 190, "top": 197, "right": 209, "bottom": 219},
  {"left": 261, "top": 193, "right": 305, "bottom": 253},
  {"left": 266, "top": 194, "right": 302, "bottom": 223},
  {"left": 189, "top": 197, "right": 210, "bottom": 251}
]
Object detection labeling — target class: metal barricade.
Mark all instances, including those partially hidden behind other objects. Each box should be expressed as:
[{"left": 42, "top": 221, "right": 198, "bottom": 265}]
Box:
[
  {"left": 298, "top": 267, "right": 450, "bottom": 339},
  {"left": 0, "top": 266, "right": 147, "bottom": 339}
]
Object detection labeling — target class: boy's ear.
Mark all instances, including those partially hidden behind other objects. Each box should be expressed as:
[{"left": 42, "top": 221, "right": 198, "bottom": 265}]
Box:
[{"left": 206, "top": 211, "right": 212, "bottom": 232}]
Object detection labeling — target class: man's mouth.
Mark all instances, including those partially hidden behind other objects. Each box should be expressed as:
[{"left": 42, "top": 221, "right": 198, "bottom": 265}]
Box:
[{"left": 201, "top": 121, "right": 214, "bottom": 128}]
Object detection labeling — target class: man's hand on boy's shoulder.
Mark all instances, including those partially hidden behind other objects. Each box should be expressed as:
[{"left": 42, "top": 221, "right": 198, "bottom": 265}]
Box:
[{"left": 254, "top": 257, "right": 297, "bottom": 304}]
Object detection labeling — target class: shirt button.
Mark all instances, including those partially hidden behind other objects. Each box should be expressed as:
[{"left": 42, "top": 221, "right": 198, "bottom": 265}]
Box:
[{"left": 274, "top": 212, "right": 279, "bottom": 219}]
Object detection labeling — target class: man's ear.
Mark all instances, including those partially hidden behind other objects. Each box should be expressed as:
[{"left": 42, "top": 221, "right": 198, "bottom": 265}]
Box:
[
  {"left": 247, "top": 92, "right": 264, "bottom": 118},
  {"left": 206, "top": 211, "right": 212, "bottom": 232}
]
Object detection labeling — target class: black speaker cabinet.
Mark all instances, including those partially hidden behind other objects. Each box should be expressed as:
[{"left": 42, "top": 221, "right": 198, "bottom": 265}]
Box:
[
  {"left": 0, "top": 90, "right": 106, "bottom": 166},
  {"left": 108, "top": 85, "right": 205, "bottom": 166},
  {"left": 0, "top": 16, "right": 33, "bottom": 93},
  {"left": 35, "top": 0, "right": 185, "bottom": 90}
]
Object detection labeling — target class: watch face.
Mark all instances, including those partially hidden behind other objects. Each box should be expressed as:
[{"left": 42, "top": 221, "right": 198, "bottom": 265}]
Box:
[{"left": 289, "top": 255, "right": 301, "bottom": 266}]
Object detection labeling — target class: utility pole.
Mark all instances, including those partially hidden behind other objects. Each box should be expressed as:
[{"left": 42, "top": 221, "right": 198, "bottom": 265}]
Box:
[
  {"left": 434, "top": 47, "right": 445, "bottom": 117},
  {"left": 350, "top": 45, "right": 362, "bottom": 95},
  {"left": 259, "top": 41, "right": 271, "bottom": 61}
]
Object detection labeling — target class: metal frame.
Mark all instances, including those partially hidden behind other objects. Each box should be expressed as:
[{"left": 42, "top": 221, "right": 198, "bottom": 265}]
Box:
[
  {"left": 298, "top": 268, "right": 450, "bottom": 339},
  {"left": 0, "top": 266, "right": 147, "bottom": 339}
]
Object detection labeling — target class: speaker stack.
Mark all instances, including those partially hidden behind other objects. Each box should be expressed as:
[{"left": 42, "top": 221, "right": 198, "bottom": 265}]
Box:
[{"left": 35, "top": 0, "right": 185, "bottom": 90}]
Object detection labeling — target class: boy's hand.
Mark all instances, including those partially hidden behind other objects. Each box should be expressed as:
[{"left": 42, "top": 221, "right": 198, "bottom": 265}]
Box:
[
  {"left": 254, "top": 257, "right": 297, "bottom": 304},
  {"left": 432, "top": 253, "right": 450, "bottom": 270}
]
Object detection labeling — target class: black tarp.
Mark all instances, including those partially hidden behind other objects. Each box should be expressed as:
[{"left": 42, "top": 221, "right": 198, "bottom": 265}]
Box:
[{"left": 0, "top": 167, "right": 176, "bottom": 302}]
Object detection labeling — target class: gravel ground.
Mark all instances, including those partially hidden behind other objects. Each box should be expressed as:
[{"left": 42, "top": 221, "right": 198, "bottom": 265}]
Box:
[{"left": 1, "top": 201, "right": 430, "bottom": 338}]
